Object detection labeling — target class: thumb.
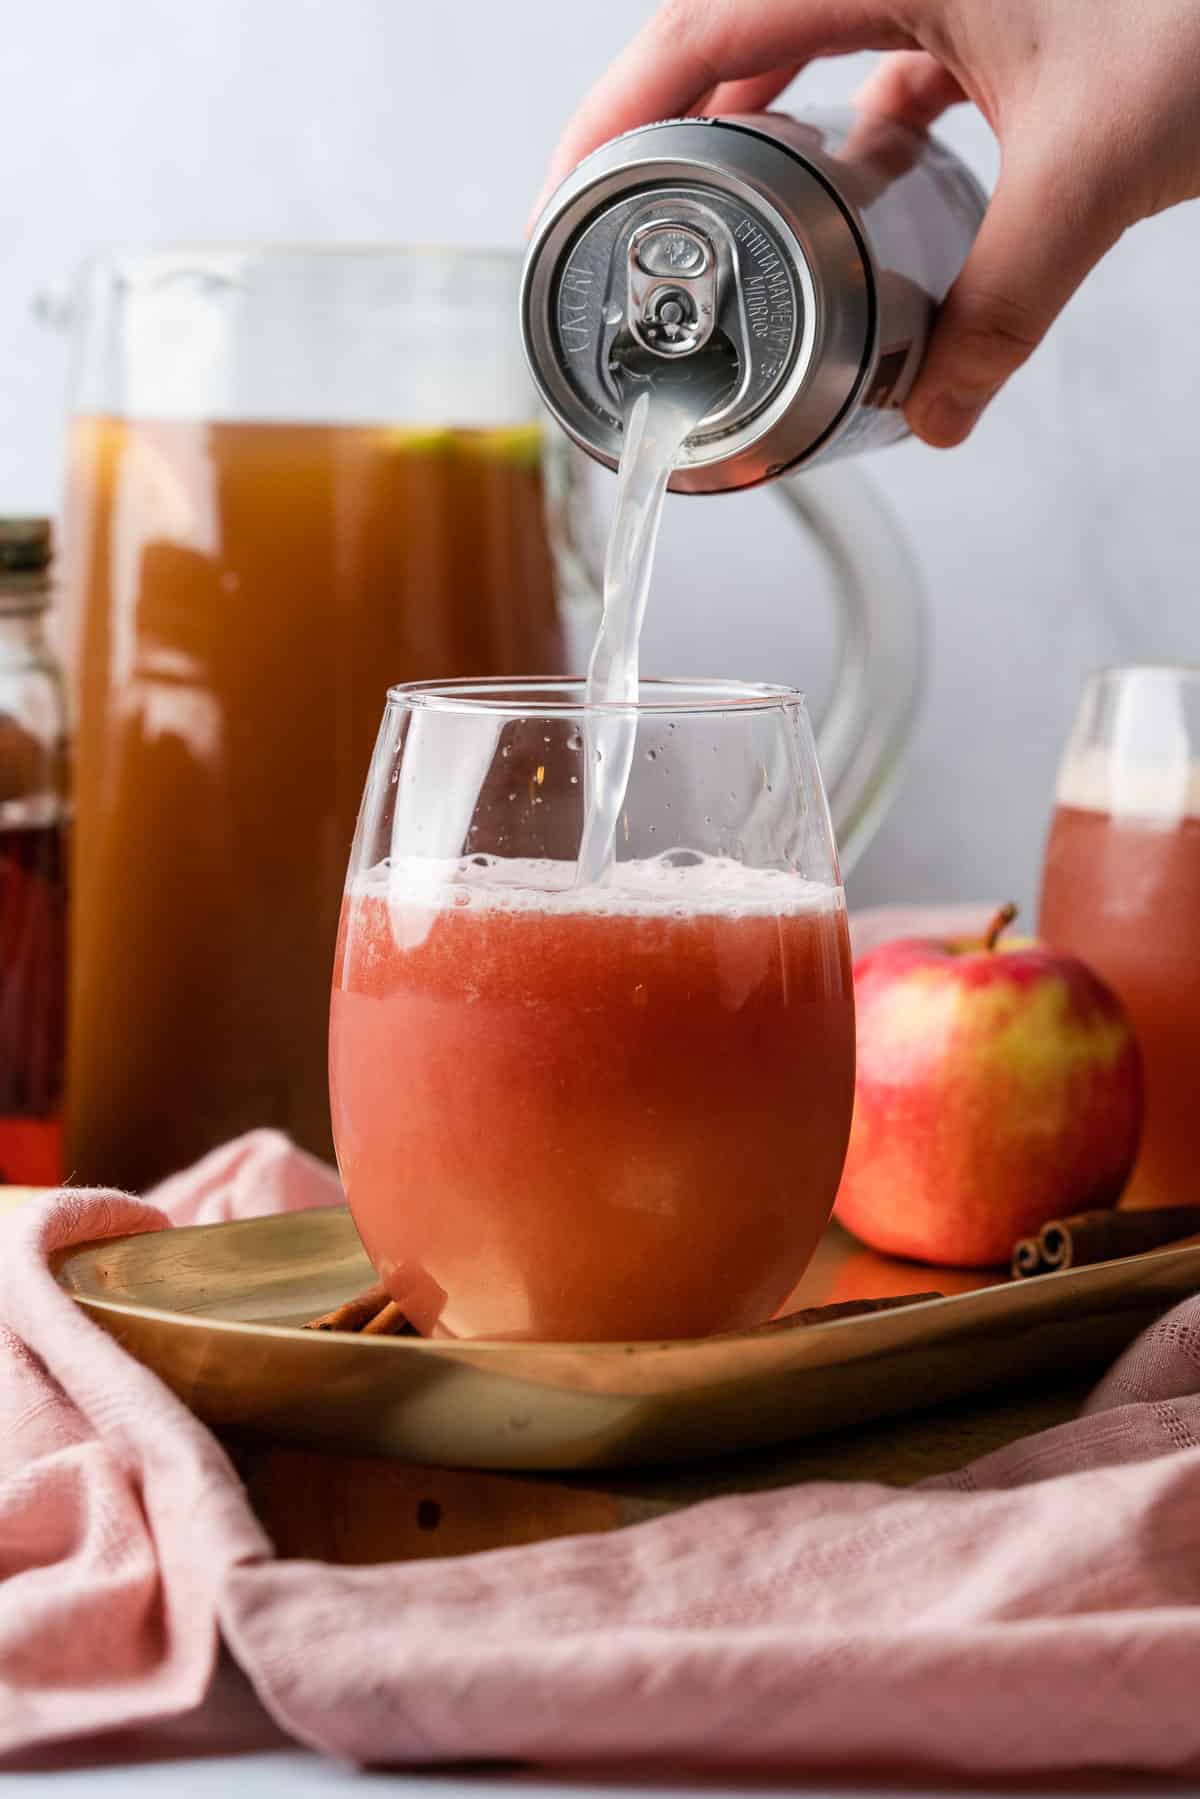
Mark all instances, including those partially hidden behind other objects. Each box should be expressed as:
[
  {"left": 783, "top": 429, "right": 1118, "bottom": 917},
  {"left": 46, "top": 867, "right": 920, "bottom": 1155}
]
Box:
[{"left": 906, "top": 141, "right": 1128, "bottom": 447}]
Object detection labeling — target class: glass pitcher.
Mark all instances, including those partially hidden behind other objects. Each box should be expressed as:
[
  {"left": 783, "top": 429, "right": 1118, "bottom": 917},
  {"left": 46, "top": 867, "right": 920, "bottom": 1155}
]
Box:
[{"left": 48, "top": 246, "right": 922, "bottom": 1190}]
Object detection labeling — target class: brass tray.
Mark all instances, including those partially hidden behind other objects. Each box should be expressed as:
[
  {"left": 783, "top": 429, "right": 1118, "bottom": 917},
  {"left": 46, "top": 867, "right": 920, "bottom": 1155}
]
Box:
[{"left": 54, "top": 1206, "right": 1200, "bottom": 1472}]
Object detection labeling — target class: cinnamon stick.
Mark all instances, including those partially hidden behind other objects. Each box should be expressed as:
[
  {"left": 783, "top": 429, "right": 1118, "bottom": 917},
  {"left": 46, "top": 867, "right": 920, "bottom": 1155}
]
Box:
[
  {"left": 1011, "top": 1234, "right": 1045, "bottom": 1279},
  {"left": 1011, "top": 1207, "right": 1200, "bottom": 1279},
  {"left": 360, "top": 1300, "right": 415, "bottom": 1337},
  {"left": 727, "top": 1291, "right": 943, "bottom": 1337},
  {"left": 303, "top": 1283, "right": 396, "bottom": 1333},
  {"left": 303, "top": 1285, "right": 940, "bottom": 1340}
]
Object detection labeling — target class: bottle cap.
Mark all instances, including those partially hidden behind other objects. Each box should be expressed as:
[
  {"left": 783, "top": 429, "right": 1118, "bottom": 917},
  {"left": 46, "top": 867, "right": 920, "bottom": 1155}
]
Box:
[
  {"left": 0, "top": 519, "right": 53, "bottom": 612},
  {"left": 0, "top": 518, "right": 53, "bottom": 573}
]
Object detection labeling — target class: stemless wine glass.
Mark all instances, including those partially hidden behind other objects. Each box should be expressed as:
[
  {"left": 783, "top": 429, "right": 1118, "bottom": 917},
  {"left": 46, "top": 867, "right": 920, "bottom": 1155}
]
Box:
[
  {"left": 329, "top": 677, "right": 855, "bottom": 1342},
  {"left": 1039, "top": 666, "right": 1200, "bottom": 1211}
]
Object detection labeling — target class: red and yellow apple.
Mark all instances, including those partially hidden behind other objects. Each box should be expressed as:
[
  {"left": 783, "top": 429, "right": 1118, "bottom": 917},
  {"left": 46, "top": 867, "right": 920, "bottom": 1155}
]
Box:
[{"left": 833, "top": 906, "right": 1143, "bottom": 1267}]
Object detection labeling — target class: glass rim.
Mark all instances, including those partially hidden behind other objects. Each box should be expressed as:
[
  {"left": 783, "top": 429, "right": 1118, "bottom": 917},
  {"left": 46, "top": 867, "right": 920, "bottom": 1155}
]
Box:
[{"left": 386, "top": 676, "right": 808, "bottom": 717}]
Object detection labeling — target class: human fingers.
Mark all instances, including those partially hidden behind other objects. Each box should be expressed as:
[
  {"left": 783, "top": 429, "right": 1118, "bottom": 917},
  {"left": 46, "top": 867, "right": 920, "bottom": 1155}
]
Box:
[
  {"left": 853, "top": 49, "right": 968, "bottom": 134},
  {"left": 537, "top": 0, "right": 917, "bottom": 210},
  {"left": 906, "top": 137, "right": 1130, "bottom": 446},
  {"left": 706, "top": 64, "right": 804, "bottom": 117}
]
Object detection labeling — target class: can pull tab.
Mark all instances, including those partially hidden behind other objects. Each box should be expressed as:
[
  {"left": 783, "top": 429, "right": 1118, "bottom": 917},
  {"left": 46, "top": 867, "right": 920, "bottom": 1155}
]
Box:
[{"left": 626, "top": 221, "right": 720, "bottom": 358}]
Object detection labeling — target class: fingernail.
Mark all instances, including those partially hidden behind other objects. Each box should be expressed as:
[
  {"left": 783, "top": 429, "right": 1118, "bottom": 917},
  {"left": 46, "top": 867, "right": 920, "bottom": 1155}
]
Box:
[{"left": 913, "top": 392, "right": 985, "bottom": 447}]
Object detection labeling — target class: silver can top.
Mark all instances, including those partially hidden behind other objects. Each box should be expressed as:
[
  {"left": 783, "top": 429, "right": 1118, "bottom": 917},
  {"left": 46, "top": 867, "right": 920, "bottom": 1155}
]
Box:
[{"left": 520, "top": 117, "right": 872, "bottom": 494}]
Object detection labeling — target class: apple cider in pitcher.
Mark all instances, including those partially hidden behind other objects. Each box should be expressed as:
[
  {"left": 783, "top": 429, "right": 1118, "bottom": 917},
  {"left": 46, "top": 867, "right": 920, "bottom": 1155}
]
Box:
[{"left": 63, "top": 415, "right": 565, "bottom": 1189}]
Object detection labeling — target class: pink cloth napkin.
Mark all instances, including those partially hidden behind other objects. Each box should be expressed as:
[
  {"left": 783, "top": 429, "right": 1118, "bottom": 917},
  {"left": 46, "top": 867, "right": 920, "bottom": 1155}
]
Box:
[{"left": 4, "top": 934, "right": 1200, "bottom": 1776}]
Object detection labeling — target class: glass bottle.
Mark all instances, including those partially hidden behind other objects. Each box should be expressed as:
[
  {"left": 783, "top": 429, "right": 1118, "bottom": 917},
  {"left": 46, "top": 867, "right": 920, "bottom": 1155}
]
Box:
[{"left": 0, "top": 519, "right": 68, "bottom": 1185}]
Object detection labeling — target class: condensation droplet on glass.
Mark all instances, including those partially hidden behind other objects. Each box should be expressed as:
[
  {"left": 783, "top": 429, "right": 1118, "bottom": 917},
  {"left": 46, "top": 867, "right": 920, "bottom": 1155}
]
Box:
[
  {"left": 501, "top": 745, "right": 510, "bottom": 758},
  {"left": 567, "top": 732, "right": 582, "bottom": 751},
  {"left": 602, "top": 301, "right": 622, "bottom": 325},
  {"left": 569, "top": 774, "right": 578, "bottom": 785},
  {"left": 645, "top": 748, "right": 657, "bottom": 762}
]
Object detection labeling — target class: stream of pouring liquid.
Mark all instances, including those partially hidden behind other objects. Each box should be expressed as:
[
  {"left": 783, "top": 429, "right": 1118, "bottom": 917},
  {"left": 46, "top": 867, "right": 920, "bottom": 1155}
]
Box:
[{"left": 576, "top": 355, "right": 733, "bottom": 885}]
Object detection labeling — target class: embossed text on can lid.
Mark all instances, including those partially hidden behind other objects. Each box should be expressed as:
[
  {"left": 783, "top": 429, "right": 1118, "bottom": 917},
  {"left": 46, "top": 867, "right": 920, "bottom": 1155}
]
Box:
[{"left": 520, "top": 117, "right": 872, "bottom": 494}]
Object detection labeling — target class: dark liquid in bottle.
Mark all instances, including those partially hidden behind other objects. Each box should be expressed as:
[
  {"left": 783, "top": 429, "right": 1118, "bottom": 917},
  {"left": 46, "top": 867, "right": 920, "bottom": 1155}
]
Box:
[{"left": 0, "top": 819, "right": 66, "bottom": 1184}]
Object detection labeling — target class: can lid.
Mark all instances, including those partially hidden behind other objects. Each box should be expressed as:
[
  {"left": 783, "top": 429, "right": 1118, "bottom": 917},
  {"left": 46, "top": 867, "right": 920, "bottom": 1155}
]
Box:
[
  {"left": 521, "top": 117, "right": 871, "bottom": 493},
  {"left": 0, "top": 518, "right": 53, "bottom": 574}
]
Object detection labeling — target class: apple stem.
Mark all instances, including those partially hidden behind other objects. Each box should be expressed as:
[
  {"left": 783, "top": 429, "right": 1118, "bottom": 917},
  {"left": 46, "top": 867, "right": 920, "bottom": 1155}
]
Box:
[{"left": 984, "top": 902, "right": 1019, "bottom": 952}]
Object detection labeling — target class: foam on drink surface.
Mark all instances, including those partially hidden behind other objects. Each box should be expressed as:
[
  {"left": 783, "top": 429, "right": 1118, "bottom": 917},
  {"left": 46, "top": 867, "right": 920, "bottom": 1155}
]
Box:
[
  {"left": 1056, "top": 747, "right": 1200, "bottom": 824},
  {"left": 352, "top": 853, "right": 841, "bottom": 950}
]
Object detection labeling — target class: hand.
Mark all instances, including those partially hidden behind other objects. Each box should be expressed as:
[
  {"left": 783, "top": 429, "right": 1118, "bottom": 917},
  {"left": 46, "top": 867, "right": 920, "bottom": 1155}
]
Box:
[{"left": 539, "top": 1, "right": 1200, "bottom": 446}]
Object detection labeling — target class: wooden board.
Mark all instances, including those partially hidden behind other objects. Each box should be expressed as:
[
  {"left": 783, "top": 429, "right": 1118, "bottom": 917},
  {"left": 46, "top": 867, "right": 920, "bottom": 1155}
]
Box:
[
  {"left": 55, "top": 1204, "right": 1200, "bottom": 1473},
  {"left": 231, "top": 1375, "right": 1095, "bottom": 1564}
]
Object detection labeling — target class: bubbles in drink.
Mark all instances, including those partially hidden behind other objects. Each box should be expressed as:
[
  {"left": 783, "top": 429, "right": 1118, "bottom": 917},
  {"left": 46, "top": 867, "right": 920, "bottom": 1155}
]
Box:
[{"left": 358, "top": 850, "right": 841, "bottom": 921}]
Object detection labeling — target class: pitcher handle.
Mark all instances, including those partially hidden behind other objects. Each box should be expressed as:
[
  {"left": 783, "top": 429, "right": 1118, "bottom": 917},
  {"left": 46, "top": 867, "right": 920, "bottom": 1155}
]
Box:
[{"left": 773, "top": 462, "right": 925, "bottom": 875}]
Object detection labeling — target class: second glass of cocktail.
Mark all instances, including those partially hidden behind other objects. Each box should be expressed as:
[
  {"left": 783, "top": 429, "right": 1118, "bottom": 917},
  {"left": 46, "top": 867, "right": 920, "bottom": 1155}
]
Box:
[
  {"left": 1039, "top": 666, "right": 1200, "bottom": 1210},
  {"left": 330, "top": 678, "right": 854, "bottom": 1342}
]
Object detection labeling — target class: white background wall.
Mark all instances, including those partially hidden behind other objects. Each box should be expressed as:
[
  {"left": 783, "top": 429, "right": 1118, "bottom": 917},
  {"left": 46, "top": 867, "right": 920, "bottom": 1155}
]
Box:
[{"left": 3, "top": 0, "right": 1197, "bottom": 912}]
